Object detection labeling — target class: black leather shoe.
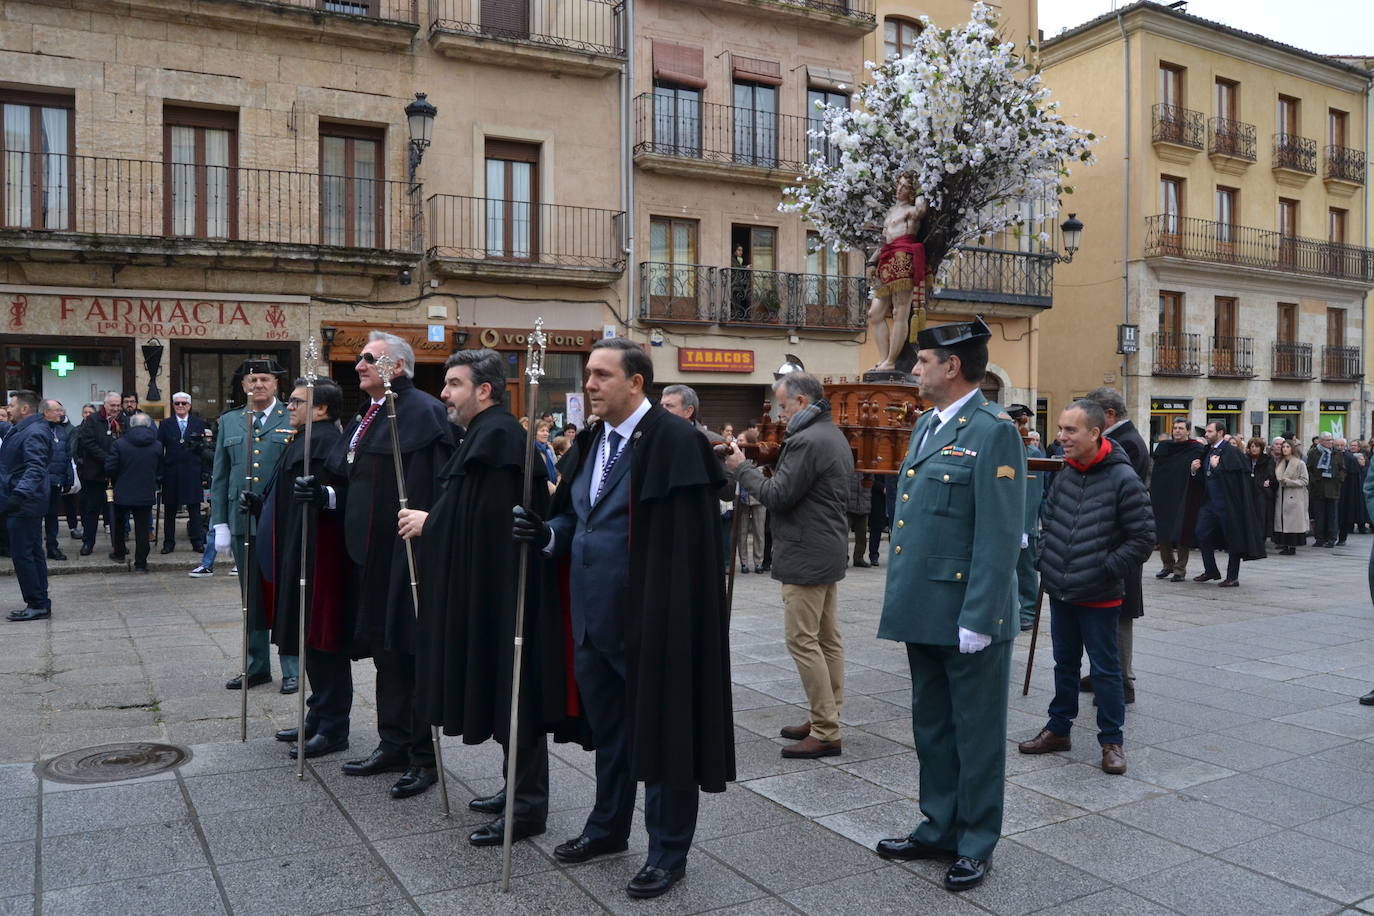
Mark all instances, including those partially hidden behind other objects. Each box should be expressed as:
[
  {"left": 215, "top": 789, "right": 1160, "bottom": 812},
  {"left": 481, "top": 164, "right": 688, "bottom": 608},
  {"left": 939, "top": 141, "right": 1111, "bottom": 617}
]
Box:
[
  {"left": 469, "top": 789, "right": 506, "bottom": 814},
  {"left": 108, "top": 551, "right": 126, "bottom": 562},
  {"left": 754, "top": 564, "right": 764, "bottom": 573},
  {"left": 853, "top": 558, "right": 871, "bottom": 568},
  {"left": 468, "top": 816, "right": 546, "bottom": 847},
  {"left": 390, "top": 765, "right": 437, "bottom": 799},
  {"left": 290, "top": 734, "right": 348, "bottom": 760},
  {"left": 626, "top": 864, "right": 685, "bottom": 899},
  {"left": 1079, "top": 675, "right": 1093, "bottom": 693},
  {"left": 280, "top": 676, "right": 298, "bottom": 695},
  {"left": 875, "top": 836, "right": 954, "bottom": 862},
  {"left": 225, "top": 672, "right": 271, "bottom": 690},
  {"left": 1170, "top": 574, "right": 1185, "bottom": 582},
  {"left": 944, "top": 856, "right": 990, "bottom": 891},
  {"left": 47, "top": 548, "right": 67, "bottom": 561},
  {"left": 1154, "top": 568, "right": 1171, "bottom": 578},
  {"left": 79, "top": 544, "right": 93, "bottom": 556},
  {"left": 7, "top": 607, "right": 50, "bottom": 622},
  {"left": 160, "top": 543, "right": 175, "bottom": 554},
  {"left": 341, "top": 748, "right": 409, "bottom": 777},
  {"left": 1360, "top": 689, "right": 1374, "bottom": 706},
  {"left": 275, "top": 726, "right": 314, "bottom": 743},
  {"left": 553, "top": 834, "right": 629, "bottom": 864}
]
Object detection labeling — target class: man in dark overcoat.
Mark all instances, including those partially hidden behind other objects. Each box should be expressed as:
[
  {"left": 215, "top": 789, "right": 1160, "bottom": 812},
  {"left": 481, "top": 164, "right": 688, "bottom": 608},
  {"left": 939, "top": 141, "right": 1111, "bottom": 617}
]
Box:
[
  {"left": 158, "top": 392, "right": 208, "bottom": 554},
  {"left": 1150, "top": 418, "right": 1204, "bottom": 580},
  {"left": 1193, "top": 420, "right": 1265, "bottom": 585}
]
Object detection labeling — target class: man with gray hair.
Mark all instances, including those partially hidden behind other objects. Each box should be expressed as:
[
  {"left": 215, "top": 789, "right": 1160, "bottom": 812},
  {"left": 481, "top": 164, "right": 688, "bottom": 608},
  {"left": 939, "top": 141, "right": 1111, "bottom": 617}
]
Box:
[
  {"left": 104, "top": 411, "right": 163, "bottom": 572},
  {"left": 725, "top": 372, "right": 852, "bottom": 758}
]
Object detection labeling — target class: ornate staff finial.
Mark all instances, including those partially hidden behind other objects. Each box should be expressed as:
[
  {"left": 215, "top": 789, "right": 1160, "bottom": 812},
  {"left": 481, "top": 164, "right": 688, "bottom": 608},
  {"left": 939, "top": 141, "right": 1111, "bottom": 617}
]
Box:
[
  {"left": 303, "top": 336, "right": 319, "bottom": 384},
  {"left": 526, "top": 317, "right": 547, "bottom": 384},
  {"left": 374, "top": 352, "right": 397, "bottom": 389}
]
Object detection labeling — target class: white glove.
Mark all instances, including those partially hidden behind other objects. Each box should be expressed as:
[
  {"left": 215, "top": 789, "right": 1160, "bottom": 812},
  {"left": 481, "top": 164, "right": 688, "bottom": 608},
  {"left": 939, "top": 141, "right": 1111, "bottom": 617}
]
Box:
[
  {"left": 958, "top": 627, "right": 992, "bottom": 654},
  {"left": 214, "top": 523, "right": 231, "bottom": 552}
]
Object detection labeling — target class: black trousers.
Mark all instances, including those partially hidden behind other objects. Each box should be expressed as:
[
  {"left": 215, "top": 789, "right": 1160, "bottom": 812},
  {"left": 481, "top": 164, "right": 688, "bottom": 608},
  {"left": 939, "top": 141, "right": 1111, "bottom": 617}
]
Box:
[
  {"left": 303, "top": 647, "right": 353, "bottom": 741},
  {"left": 1196, "top": 504, "right": 1240, "bottom": 581},
  {"left": 374, "top": 649, "right": 433, "bottom": 766},
  {"left": 1312, "top": 496, "right": 1339, "bottom": 544},
  {"left": 79, "top": 482, "right": 111, "bottom": 550},
  {"left": 111, "top": 505, "right": 152, "bottom": 568},
  {"left": 44, "top": 486, "right": 63, "bottom": 552},
  {"left": 574, "top": 637, "right": 698, "bottom": 871},
  {"left": 499, "top": 733, "right": 550, "bottom": 825},
  {"left": 163, "top": 500, "right": 204, "bottom": 548}
]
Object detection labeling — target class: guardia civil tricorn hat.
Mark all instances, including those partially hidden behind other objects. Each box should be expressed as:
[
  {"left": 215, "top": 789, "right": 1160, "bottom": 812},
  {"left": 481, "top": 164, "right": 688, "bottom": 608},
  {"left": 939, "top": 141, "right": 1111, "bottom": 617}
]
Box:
[
  {"left": 237, "top": 357, "right": 285, "bottom": 377},
  {"left": 916, "top": 315, "right": 992, "bottom": 352}
]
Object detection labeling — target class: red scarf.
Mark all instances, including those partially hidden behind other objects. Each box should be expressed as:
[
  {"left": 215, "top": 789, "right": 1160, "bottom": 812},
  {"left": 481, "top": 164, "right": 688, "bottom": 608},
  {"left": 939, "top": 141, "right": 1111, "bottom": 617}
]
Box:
[{"left": 1064, "top": 436, "right": 1112, "bottom": 471}]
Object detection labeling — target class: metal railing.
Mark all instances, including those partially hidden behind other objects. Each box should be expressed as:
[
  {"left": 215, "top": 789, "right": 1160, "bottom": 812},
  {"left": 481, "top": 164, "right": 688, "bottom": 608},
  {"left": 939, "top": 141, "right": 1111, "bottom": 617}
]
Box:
[
  {"left": 1153, "top": 331, "right": 1202, "bottom": 376},
  {"left": 1208, "top": 336, "right": 1255, "bottom": 378},
  {"left": 639, "top": 262, "right": 866, "bottom": 330},
  {"left": 934, "top": 246, "right": 1054, "bottom": 305},
  {"left": 428, "top": 0, "right": 624, "bottom": 56},
  {"left": 757, "top": 0, "right": 876, "bottom": 21},
  {"left": 242, "top": 0, "right": 419, "bottom": 22},
  {"left": 1152, "top": 103, "right": 1204, "bottom": 149},
  {"left": 1322, "top": 345, "right": 1362, "bottom": 381},
  {"left": 1208, "top": 116, "right": 1256, "bottom": 161},
  {"left": 1273, "top": 342, "right": 1313, "bottom": 380},
  {"left": 0, "top": 152, "right": 419, "bottom": 251},
  {"left": 1325, "top": 144, "right": 1367, "bottom": 184},
  {"left": 425, "top": 194, "right": 624, "bottom": 270},
  {"left": 1144, "top": 214, "right": 1374, "bottom": 283},
  {"left": 633, "top": 93, "right": 812, "bottom": 173},
  {"left": 1274, "top": 133, "right": 1316, "bottom": 173}
]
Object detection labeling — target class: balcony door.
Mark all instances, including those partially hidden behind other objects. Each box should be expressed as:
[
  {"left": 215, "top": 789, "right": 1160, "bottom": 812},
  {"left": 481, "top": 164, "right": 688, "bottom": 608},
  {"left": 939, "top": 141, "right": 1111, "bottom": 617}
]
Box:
[
  {"left": 1329, "top": 108, "right": 1348, "bottom": 148},
  {"left": 1327, "top": 307, "right": 1349, "bottom": 379},
  {"left": 1215, "top": 78, "right": 1237, "bottom": 120},
  {"left": 1, "top": 93, "right": 72, "bottom": 230},
  {"left": 1158, "top": 290, "right": 1185, "bottom": 371},
  {"left": 648, "top": 216, "right": 699, "bottom": 319},
  {"left": 730, "top": 223, "right": 777, "bottom": 321},
  {"left": 1277, "top": 95, "right": 1299, "bottom": 136},
  {"left": 484, "top": 139, "right": 538, "bottom": 261},
  {"left": 1278, "top": 197, "right": 1298, "bottom": 267},
  {"left": 807, "top": 88, "right": 847, "bottom": 167},
  {"left": 733, "top": 81, "right": 777, "bottom": 167},
  {"left": 651, "top": 82, "right": 701, "bottom": 158},
  {"left": 1213, "top": 296, "right": 1238, "bottom": 374},
  {"left": 805, "top": 231, "right": 849, "bottom": 324},
  {"left": 320, "top": 126, "right": 383, "bottom": 248},
  {"left": 1159, "top": 175, "right": 1183, "bottom": 247},
  {"left": 1276, "top": 302, "right": 1300, "bottom": 378},
  {"left": 481, "top": 0, "right": 530, "bottom": 40},
  {"left": 1215, "top": 186, "right": 1237, "bottom": 256},
  {"left": 164, "top": 107, "right": 237, "bottom": 240}
]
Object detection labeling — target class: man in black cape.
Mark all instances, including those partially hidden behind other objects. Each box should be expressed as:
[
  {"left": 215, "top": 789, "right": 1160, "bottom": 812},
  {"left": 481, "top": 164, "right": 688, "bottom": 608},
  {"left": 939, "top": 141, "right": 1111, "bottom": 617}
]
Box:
[
  {"left": 513, "top": 338, "right": 734, "bottom": 901},
  {"left": 1337, "top": 438, "right": 1363, "bottom": 545},
  {"left": 1191, "top": 420, "right": 1265, "bottom": 586},
  {"left": 1149, "top": 418, "right": 1204, "bottom": 581},
  {"left": 295, "top": 332, "right": 453, "bottom": 799},
  {"left": 400, "top": 349, "right": 577, "bottom": 848},
  {"left": 256, "top": 377, "right": 351, "bottom": 758}
]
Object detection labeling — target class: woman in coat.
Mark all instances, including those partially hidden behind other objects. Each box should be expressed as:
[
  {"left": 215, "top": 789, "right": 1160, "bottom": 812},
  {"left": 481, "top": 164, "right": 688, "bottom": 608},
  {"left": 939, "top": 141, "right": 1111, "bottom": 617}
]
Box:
[
  {"left": 1274, "top": 440, "right": 1309, "bottom": 555},
  {"left": 1246, "top": 437, "right": 1277, "bottom": 542}
]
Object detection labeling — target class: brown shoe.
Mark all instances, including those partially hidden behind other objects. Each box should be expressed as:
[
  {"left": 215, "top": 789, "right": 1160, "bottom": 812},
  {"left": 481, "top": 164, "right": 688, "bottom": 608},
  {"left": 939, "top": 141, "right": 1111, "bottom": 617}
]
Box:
[
  {"left": 779, "top": 722, "right": 811, "bottom": 741},
  {"left": 1017, "top": 728, "right": 1071, "bottom": 755},
  {"left": 1101, "top": 744, "right": 1126, "bottom": 775},
  {"left": 780, "top": 736, "right": 841, "bottom": 759}
]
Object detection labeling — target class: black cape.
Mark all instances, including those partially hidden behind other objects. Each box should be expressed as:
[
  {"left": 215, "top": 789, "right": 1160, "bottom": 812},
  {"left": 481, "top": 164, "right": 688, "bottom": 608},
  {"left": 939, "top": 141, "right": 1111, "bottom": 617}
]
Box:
[
  {"left": 415, "top": 407, "right": 582, "bottom": 746},
  {"left": 1339, "top": 451, "right": 1365, "bottom": 529},
  {"left": 1105, "top": 420, "right": 1151, "bottom": 619},
  {"left": 1209, "top": 442, "right": 1267, "bottom": 561},
  {"left": 1150, "top": 439, "right": 1205, "bottom": 545},
  {"left": 324, "top": 375, "right": 454, "bottom": 658},
  {"left": 549, "top": 403, "right": 735, "bottom": 792},
  {"left": 1249, "top": 453, "right": 1278, "bottom": 537},
  {"left": 259, "top": 420, "right": 348, "bottom": 654}
]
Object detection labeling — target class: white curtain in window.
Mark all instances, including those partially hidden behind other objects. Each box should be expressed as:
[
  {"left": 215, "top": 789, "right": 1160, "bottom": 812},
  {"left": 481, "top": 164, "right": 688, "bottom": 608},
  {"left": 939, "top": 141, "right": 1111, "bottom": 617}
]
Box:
[
  {"left": 4, "top": 105, "right": 32, "bottom": 227},
  {"left": 40, "top": 107, "right": 68, "bottom": 229},
  {"left": 485, "top": 159, "right": 505, "bottom": 257},
  {"left": 169, "top": 125, "right": 197, "bottom": 236},
  {"left": 321, "top": 136, "right": 346, "bottom": 246},
  {"left": 353, "top": 139, "right": 377, "bottom": 248},
  {"left": 204, "top": 128, "right": 229, "bottom": 238}
]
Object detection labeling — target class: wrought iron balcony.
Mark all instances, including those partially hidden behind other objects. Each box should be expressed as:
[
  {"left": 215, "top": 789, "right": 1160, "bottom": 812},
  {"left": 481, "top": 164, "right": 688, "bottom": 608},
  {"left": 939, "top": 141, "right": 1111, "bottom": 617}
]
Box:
[
  {"left": 1322, "top": 345, "right": 1362, "bottom": 381},
  {"left": 0, "top": 152, "right": 419, "bottom": 261},
  {"left": 639, "top": 262, "right": 865, "bottom": 330},
  {"left": 782, "top": 0, "right": 875, "bottom": 20},
  {"left": 1208, "top": 117, "right": 1256, "bottom": 161},
  {"left": 633, "top": 93, "right": 811, "bottom": 177},
  {"left": 1274, "top": 133, "right": 1317, "bottom": 174},
  {"left": 1144, "top": 215, "right": 1374, "bottom": 284},
  {"left": 428, "top": 0, "right": 624, "bottom": 58},
  {"left": 932, "top": 246, "right": 1053, "bottom": 308},
  {"left": 1153, "top": 331, "right": 1202, "bottom": 376},
  {"left": 1152, "top": 103, "right": 1204, "bottom": 150},
  {"left": 1272, "top": 342, "right": 1313, "bottom": 380},
  {"left": 269, "top": 0, "right": 418, "bottom": 20},
  {"left": 1208, "top": 336, "right": 1255, "bottom": 378},
  {"left": 1325, "top": 145, "right": 1367, "bottom": 185}
]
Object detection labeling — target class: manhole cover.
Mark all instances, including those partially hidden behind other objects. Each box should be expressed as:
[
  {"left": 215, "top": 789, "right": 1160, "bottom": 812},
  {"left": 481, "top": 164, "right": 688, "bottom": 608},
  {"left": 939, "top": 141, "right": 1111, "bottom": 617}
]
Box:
[{"left": 37, "top": 742, "right": 192, "bottom": 785}]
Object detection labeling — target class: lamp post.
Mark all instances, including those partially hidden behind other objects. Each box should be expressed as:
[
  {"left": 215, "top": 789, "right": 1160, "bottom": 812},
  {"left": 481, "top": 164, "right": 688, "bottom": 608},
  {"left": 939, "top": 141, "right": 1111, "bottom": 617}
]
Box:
[
  {"left": 1054, "top": 213, "right": 1084, "bottom": 263},
  {"left": 405, "top": 92, "right": 437, "bottom": 183},
  {"left": 321, "top": 325, "right": 337, "bottom": 365},
  {"left": 452, "top": 328, "right": 470, "bottom": 350},
  {"left": 141, "top": 338, "right": 164, "bottom": 402}
]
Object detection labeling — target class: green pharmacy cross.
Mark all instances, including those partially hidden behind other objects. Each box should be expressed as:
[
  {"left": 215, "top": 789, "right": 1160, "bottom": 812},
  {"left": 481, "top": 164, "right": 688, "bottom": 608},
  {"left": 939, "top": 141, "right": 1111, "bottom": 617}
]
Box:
[{"left": 49, "top": 355, "right": 76, "bottom": 377}]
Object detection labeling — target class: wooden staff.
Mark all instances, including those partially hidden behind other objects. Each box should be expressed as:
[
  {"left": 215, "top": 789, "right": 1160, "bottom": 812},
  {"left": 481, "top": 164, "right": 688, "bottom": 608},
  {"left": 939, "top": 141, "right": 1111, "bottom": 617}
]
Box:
[{"left": 295, "top": 337, "right": 319, "bottom": 778}]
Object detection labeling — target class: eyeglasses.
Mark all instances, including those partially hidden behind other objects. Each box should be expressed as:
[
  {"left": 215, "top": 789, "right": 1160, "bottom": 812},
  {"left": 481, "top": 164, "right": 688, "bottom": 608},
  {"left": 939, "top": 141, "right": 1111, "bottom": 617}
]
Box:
[
  {"left": 358, "top": 352, "right": 377, "bottom": 364},
  {"left": 172, "top": 401, "right": 191, "bottom": 406},
  {"left": 287, "top": 398, "right": 307, "bottom": 407}
]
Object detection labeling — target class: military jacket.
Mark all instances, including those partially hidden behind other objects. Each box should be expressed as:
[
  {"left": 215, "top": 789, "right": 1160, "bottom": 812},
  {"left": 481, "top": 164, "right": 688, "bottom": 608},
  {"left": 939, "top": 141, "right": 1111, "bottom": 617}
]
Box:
[
  {"left": 877, "top": 397, "right": 1026, "bottom": 645},
  {"left": 210, "top": 400, "right": 294, "bottom": 536}
]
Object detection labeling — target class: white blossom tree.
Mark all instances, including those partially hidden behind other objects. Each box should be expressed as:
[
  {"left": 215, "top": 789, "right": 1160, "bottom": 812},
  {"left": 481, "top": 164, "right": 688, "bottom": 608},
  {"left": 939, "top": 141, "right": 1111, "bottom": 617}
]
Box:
[{"left": 783, "top": 1, "right": 1097, "bottom": 285}]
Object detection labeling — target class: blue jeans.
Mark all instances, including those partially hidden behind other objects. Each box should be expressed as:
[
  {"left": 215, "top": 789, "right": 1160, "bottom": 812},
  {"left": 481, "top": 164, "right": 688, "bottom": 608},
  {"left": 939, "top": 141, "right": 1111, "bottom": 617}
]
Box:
[
  {"left": 1047, "top": 597, "right": 1124, "bottom": 746},
  {"left": 200, "top": 541, "right": 216, "bottom": 570}
]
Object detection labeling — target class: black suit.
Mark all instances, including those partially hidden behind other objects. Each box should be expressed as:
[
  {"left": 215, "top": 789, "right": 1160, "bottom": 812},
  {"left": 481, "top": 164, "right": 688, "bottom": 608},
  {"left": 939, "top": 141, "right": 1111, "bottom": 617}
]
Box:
[{"left": 157, "top": 414, "right": 207, "bottom": 549}]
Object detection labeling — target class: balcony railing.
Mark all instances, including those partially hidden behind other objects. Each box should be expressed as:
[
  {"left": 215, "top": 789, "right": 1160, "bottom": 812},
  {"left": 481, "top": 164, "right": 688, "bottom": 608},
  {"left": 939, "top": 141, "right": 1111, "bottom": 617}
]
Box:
[
  {"left": 250, "top": 0, "right": 419, "bottom": 22},
  {"left": 1273, "top": 342, "right": 1313, "bottom": 380},
  {"left": 1274, "top": 133, "right": 1317, "bottom": 173},
  {"left": 425, "top": 194, "right": 624, "bottom": 270},
  {"left": 1325, "top": 144, "right": 1367, "bottom": 185},
  {"left": 1153, "top": 331, "right": 1202, "bottom": 376},
  {"left": 775, "top": 0, "right": 875, "bottom": 20},
  {"left": 428, "top": 0, "right": 624, "bottom": 57},
  {"left": 1152, "top": 103, "right": 1204, "bottom": 149},
  {"left": 633, "top": 93, "right": 811, "bottom": 174},
  {"left": 1322, "top": 345, "right": 1362, "bottom": 381},
  {"left": 933, "top": 246, "right": 1053, "bottom": 307},
  {"left": 1208, "top": 117, "right": 1256, "bottom": 161},
  {"left": 639, "top": 262, "right": 865, "bottom": 330},
  {"left": 1208, "top": 336, "right": 1255, "bottom": 378},
  {"left": 0, "top": 153, "right": 419, "bottom": 252},
  {"left": 1144, "top": 214, "right": 1374, "bottom": 283}
]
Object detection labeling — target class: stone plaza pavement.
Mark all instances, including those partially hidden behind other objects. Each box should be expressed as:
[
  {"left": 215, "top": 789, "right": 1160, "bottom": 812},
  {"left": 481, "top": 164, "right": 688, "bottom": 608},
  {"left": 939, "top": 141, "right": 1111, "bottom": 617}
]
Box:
[{"left": 4, "top": 540, "right": 1374, "bottom": 914}]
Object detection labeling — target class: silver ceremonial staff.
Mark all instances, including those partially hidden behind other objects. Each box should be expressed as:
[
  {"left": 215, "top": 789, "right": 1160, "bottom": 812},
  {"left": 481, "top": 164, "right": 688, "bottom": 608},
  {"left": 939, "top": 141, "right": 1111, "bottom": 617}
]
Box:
[
  {"left": 295, "top": 337, "right": 319, "bottom": 779},
  {"left": 239, "top": 399, "right": 254, "bottom": 742},
  {"left": 373, "top": 353, "right": 451, "bottom": 818},
  {"left": 501, "top": 318, "right": 547, "bottom": 893}
]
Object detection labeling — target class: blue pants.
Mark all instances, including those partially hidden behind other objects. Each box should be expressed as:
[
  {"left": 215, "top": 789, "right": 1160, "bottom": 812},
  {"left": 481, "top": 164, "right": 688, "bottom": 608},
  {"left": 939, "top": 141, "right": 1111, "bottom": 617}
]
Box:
[
  {"left": 6, "top": 516, "right": 49, "bottom": 610},
  {"left": 200, "top": 541, "right": 216, "bottom": 570},
  {"left": 1047, "top": 598, "right": 1124, "bottom": 746},
  {"left": 1017, "top": 536, "right": 1040, "bottom": 625},
  {"left": 1196, "top": 504, "right": 1240, "bottom": 580}
]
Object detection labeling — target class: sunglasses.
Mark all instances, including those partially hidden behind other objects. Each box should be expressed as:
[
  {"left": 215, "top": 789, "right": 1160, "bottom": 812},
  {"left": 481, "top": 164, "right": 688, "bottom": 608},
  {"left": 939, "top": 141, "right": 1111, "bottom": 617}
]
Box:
[
  {"left": 358, "top": 352, "right": 377, "bottom": 364},
  {"left": 173, "top": 401, "right": 191, "bottom": 406}
]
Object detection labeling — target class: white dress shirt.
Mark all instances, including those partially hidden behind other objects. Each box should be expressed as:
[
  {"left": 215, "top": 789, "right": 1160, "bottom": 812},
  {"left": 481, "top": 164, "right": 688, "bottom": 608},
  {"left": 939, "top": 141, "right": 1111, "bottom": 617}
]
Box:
[
  {"left": 919, "top": 387, "right": 981, "bottom": 455},
  {"left": 589, "top": 396, "right": 652, "bottom": 500}
]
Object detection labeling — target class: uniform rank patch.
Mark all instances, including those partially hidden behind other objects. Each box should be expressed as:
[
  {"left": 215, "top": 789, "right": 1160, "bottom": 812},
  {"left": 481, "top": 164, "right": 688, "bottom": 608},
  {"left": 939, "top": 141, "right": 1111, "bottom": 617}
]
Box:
[{"left": 996, "top": 465, "right": 1016, "bottom": 479}]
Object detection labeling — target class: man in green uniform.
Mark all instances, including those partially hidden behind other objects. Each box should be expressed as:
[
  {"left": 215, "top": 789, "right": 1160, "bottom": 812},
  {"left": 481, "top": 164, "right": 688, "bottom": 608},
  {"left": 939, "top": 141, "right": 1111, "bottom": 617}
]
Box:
[
  {"left": 873, "top": 317, "right": 1025, "bottom": 892},
  {"left": 211, "top": 359, "right": 300, "bottom": 694},
  {"left": 1008, "top": 404, "right": 1045, "bottom": 630}
]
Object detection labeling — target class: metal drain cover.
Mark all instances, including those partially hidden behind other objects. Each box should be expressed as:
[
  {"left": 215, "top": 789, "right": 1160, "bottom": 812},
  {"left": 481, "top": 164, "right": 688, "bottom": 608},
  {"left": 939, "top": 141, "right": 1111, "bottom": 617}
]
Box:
[{"left": 37, "top": 742, "right": 192, "bottom": 785}]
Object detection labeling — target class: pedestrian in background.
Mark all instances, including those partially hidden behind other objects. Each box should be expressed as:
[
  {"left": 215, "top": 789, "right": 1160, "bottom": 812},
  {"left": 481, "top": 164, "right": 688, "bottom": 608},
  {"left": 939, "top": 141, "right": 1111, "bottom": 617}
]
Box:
[
  {"left": 40, "top": 399, "right": 73, "bottom": 562},
  {"left": 74, "top": 392, "right": 121, "bottom": 557},
  {"left": 847, "top": 472, "right": 873, "bottom": 568},
  {"left": 867, "top": 473, "right": 888, "bottom": 567},
  {"left": 1247, "top": 437, "right": 1277, "bottom": 545},
  {"left": 1008, "top": 404, "right": 1043, "bottom": 631},
  {"left": 104, "top": 412, "right": 162, "bottom": 572},
  {"left": 1307, "top": 432, "right": 1344, "bottom": 548},
  {"left": 735, "top": 429, "right": 766, "bottom": 574},
  {"left": 1273, "top": 440, "right": 1309, "bottom": 555},
  {"left": 1150, "top": 419, "right": 1204, "bottom": 581},
  {"left": 1, "top": 391, "right": 54, "bottom": 621},
  {"left": 1193, "top": 421, "right": 1265, "bottom": 585},
  {"left": 158, "top": 393, "right": 208, "bottom": 554}
]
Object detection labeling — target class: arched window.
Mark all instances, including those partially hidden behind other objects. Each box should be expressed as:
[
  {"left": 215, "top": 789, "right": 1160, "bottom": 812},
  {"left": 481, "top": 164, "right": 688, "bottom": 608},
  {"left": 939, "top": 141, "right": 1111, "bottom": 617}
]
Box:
[
  {"left": 980, "top": 373, "right": 1002, "bottom": 405},
  {"left": 884, "top": 17, "right": 921, "bottom": 59}
]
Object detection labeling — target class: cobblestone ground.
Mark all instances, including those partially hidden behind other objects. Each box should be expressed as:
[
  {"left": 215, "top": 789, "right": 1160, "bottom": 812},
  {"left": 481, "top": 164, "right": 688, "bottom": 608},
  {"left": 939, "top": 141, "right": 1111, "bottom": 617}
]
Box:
[{"left": 4, "top": 536, "right": 1374, "bottom": 914}]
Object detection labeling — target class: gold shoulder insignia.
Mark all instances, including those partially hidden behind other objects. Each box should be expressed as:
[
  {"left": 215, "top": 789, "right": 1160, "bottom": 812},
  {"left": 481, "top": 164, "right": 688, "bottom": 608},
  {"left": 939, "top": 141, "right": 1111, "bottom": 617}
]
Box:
[
  {"left": 997, "top": 411, "right": 1012, "bottom": 421},
  {"left": 996, "top": 465, "right": 1016, "bottom": 479}
]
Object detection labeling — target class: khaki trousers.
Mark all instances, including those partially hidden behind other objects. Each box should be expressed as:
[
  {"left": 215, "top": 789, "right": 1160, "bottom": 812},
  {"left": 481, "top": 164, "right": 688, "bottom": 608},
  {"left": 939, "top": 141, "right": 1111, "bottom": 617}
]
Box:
[
  {"left": 780, "top": 582, "right": 844, "bottom": 742},
  {"left": 1118, "top": 615, "right": 1135, "bottom": 685},
  {"left": 1158, "top": 543, "right": 1189, "bottom": 576}
]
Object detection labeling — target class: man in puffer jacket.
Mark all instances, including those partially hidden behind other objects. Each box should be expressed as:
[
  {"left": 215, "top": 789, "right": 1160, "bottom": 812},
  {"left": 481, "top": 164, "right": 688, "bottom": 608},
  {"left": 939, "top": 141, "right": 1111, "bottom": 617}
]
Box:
[{"left": 1018, "top": 399, "right": 1154, "bottom": 776}]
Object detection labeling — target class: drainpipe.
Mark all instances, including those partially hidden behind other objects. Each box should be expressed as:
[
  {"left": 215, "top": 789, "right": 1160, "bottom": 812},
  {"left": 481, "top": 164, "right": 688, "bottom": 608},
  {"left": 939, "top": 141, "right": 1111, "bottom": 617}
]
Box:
[
  {"left": 1362, "top": 72, "right": 1371, "bottom": 439},
  {"left": 620, "top": 0, "right": 635, "bottom": 331},
  {"left": 1118, "top": 11, "right": 1132, "bottom": 412}
]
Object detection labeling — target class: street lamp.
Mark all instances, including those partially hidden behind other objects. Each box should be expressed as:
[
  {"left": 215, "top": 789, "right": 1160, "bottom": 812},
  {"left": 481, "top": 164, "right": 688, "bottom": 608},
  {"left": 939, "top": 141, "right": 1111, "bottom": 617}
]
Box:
[
  {"left": 1056, "top": 212, "right": 1084, "bottom": 263},
  {"left": 141, "top": 338, "right": 164, "bottom": 402},
  {"left": 405, "top": 92, "right": 437, "bottom": 182},
  {"left": 321, "top": 325, "right": 337, "bottom": 364}
]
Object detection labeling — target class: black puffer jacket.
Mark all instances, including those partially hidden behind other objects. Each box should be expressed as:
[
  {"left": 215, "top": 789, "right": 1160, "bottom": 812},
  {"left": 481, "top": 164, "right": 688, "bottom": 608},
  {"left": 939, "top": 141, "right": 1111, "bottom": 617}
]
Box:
[{"left": 1039, "top": 440, "right": 1155, "bottom": 605}]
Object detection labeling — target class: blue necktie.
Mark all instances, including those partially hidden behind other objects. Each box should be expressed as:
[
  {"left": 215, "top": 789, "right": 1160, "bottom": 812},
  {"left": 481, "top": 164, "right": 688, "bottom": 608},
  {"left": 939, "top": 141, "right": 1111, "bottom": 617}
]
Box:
[{"left": 595, "top": 430, "right": 624, "bottom": 503}]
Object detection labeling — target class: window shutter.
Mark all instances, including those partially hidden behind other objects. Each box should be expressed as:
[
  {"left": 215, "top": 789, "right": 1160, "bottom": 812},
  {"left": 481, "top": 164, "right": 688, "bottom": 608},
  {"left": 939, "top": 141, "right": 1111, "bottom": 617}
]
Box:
[
  {"left": 732, "top": 55, "right": 782, "bottom": 87},
  {"left": 805, "top": 66, "right": 854, "bottom": 93},
  {"left": 652, "top": 40, "right": 707, "bottom": 89}
]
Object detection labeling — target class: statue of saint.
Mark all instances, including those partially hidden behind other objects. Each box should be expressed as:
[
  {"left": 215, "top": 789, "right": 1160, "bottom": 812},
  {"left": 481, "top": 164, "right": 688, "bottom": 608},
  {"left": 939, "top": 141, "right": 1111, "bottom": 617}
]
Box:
[{"left": 866, "top": 173, "right": 928, "bottom": 371}]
